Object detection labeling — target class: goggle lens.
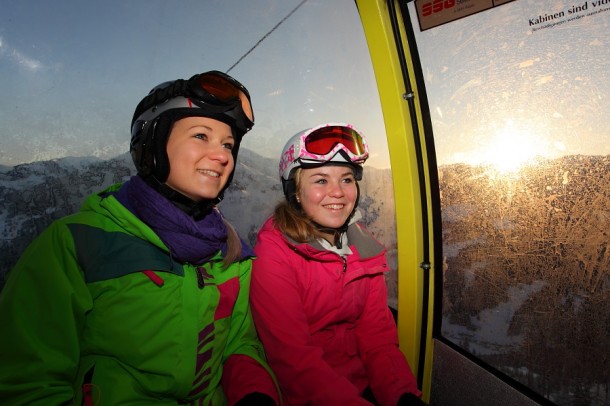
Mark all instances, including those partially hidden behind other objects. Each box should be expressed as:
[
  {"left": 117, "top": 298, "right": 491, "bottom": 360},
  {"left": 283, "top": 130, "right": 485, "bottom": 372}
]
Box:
[
  {"left": 194, "top": 72, "right": 254, "bottom": 123},
  {"left": 304, "top": 126, "right": 367, "bottom": 156}
]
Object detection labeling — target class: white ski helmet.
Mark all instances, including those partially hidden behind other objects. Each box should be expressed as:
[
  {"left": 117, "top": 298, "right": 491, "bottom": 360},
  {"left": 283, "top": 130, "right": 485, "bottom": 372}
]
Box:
[{"left": 279, "top": 122, "right": 369, "bottom": 205}]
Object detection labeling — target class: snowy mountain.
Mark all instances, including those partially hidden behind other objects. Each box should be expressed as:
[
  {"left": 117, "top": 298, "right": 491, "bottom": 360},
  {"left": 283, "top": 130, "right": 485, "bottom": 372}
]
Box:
[{"left": 0, "top": 151, "right": 396, "bottom": 289}]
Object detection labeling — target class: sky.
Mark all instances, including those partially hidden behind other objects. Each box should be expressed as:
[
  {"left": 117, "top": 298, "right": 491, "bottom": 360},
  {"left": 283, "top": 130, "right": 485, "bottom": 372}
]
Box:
[
  {"left": 409, "top": 0, "right": 610, "bottom": 170},
  {"left": 0, "top": 0, "right": 389, "bottom": 168},
  {"left": 1, "top": 0, "right": 608, "bottom": 172}
]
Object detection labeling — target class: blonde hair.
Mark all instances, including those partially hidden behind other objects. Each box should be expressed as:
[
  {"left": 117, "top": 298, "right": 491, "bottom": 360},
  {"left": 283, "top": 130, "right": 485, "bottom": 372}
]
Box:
[{"left": 222, "top": 219, "right": 243, "bottom": 268}]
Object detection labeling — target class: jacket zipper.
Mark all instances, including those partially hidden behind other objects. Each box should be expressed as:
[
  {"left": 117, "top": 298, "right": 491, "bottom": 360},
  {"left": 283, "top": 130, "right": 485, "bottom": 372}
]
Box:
[
  {"left": 196, "top": 266, "right": 205, "bottom": 289},
  {"left": 81, "top": 365, "right": 95, "bottom": 406}
]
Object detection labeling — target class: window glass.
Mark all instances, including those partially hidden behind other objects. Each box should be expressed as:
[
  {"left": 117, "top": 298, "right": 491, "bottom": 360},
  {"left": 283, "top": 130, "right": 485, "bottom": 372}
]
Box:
[
  {"left": 409, "top": 0, "right": 610, "bottom": 404},
  {"left": 0, "top": 0, "right": 397, "bottom": 304}
]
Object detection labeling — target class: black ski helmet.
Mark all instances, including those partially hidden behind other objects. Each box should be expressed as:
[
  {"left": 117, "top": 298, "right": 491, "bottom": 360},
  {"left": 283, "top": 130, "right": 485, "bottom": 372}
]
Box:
[{"left": 130, "top": 70, "right": 254, "bottom": 208}]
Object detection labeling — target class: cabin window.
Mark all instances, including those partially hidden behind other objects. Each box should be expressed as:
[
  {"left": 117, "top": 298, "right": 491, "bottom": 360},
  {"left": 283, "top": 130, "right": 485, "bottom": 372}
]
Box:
[
  {"left": 0, "top": 1, "right": 397, "bottom": 304},
  {"left": 408, "top": 0, "right": 610, "bottom": 404}
]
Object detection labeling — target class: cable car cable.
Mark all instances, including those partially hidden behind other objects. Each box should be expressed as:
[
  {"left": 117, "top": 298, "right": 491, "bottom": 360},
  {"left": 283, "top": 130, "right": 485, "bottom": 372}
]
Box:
[{"left": 226, "top": 0, "right": 308, "bottom": 73}]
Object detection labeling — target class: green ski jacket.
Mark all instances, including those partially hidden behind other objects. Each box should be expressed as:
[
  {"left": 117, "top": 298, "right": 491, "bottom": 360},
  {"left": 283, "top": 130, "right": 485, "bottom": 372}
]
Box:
[{"left": 0, "top": 184, "right": 278, "bottom": 405}]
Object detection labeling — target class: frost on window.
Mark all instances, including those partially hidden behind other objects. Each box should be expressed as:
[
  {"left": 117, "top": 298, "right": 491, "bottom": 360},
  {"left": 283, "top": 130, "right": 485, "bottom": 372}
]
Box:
[
  {"left": 411, "top": 0, "right": 610, "bottom": 404},
  {"left": 1, "top": 1, "right": 396, "bottom": 305}
]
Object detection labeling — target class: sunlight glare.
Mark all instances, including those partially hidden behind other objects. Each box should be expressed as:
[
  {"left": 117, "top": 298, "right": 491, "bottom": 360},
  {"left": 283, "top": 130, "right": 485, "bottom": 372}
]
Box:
[{"left": 480, "top": 122, "right": 544, "bottom": 173}]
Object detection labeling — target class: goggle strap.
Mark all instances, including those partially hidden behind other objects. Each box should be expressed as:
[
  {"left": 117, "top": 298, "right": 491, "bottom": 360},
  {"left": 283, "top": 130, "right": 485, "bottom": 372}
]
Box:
[{"left": 132, "top": 79, "right": 188, "bottom": 125}]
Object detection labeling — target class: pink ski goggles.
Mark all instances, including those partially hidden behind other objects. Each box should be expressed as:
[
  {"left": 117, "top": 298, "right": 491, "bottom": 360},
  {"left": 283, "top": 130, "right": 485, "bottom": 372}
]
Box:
[{"left": 299, "top": 124, "right": 369, "bottom": 163}]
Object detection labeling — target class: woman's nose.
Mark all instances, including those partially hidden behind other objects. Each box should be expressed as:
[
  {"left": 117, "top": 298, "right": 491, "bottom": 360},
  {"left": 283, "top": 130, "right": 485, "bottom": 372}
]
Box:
[
  {"left": 328, "top": 181, "right": 345, "bottom": 197},
  {"left": 208, "top": 145, "right": 232, "bottom": 164}
]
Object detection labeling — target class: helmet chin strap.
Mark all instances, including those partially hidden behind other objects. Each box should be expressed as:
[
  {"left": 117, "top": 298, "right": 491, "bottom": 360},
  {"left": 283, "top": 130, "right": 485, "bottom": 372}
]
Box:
[
  {"left": 143, "top": 175, "right": 221, "bottom": 220},
  {"left": 311, "top": 221, "right": 349, "bottom": 248}
]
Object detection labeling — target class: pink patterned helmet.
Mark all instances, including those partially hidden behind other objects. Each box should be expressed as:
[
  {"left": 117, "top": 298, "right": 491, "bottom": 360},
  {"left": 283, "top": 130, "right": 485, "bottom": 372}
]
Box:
[
  {"left": 279, "top": 122, "right": 369, "bottom": 182},
  {"left": 279, "top": 122, "right": 369, "bottom": 204}
]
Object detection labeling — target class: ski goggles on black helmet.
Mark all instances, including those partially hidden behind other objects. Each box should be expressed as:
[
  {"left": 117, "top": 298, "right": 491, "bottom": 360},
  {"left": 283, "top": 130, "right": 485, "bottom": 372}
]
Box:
[
  {"left": 279, "top": 123, "right": 369, "bottom": 182},
  {"left": 187, "top": 70, "right": 254, "bottom": 131},
  {"left": 132, "top": 70, "right": 254, "bottom": 135}
]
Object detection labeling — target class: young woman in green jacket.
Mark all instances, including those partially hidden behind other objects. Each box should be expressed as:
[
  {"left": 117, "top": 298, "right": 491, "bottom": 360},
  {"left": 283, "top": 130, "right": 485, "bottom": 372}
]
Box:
[{"left": 0, "top": 71, "right": 279, "bottom": 406}]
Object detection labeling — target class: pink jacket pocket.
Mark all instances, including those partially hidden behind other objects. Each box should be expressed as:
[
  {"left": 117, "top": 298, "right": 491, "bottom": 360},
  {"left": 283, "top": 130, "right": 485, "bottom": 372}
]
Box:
[{"left": 214, "top": 277, "right": 240, "bottom": 320}]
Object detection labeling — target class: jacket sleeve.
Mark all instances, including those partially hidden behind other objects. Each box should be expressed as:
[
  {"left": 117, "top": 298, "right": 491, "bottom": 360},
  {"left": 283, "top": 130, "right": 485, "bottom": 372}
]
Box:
[
  {"left": 250, "top": 229, "right": 372, "bottom": 406},
  {"left": 221, "top": 259, "right": 281, "bottom": 406},
  {"left": 0, "top": 221, "right": 92, "bottom": 405},
  {"left": 354, "top": 266, "right": 421, "bottom": 406}
]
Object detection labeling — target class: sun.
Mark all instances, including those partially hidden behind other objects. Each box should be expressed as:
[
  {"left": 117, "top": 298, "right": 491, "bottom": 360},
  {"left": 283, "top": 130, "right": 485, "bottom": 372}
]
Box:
[{"left": 478, "top": 121, "right": 546, "bottom": 173}]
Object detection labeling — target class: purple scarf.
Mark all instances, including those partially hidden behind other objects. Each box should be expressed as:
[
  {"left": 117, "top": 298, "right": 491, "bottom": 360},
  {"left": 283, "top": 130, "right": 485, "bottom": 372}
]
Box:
[{"left": 115, "top": 176, "right": 228, "bottom": 265}]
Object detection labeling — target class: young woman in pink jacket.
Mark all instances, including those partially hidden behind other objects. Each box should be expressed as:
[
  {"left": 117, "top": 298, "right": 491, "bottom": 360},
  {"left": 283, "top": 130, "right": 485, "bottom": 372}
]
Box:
[{"left": 250, "top": 123, "right": 424, "bottom": 406}]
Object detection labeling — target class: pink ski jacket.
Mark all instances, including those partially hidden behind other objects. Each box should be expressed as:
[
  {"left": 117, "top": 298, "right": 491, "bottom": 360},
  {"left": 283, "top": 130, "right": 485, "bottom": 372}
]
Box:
[{"left": 251, "top": 217, "right": 420, "bottom": 406}]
